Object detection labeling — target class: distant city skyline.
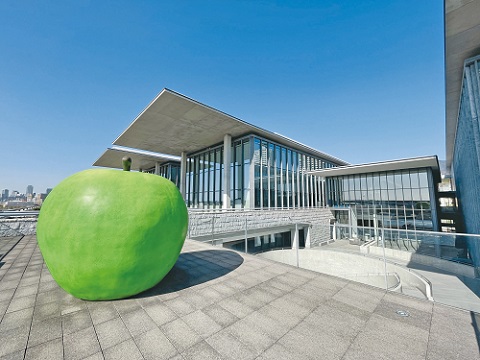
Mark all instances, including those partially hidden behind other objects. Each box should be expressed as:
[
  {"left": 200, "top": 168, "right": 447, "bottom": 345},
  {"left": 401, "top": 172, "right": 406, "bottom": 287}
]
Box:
[{"left": 1, "top": 184, "right": 52, "bottom": 195}]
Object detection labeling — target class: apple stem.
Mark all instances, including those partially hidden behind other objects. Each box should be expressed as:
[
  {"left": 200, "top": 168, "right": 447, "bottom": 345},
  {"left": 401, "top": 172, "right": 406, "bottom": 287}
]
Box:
[{"left": 122, "top": 156, "right": 132, "bottom": 171}]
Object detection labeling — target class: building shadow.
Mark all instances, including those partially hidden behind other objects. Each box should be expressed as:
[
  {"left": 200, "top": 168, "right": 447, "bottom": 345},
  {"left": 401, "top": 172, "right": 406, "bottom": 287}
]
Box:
[{"left": 131, "top": 249, "right": 244, "bottom": 298}]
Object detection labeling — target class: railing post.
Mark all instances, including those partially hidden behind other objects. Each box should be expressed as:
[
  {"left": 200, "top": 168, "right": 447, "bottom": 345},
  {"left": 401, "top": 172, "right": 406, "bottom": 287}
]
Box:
[
  {"left": 244, "top": 215, "right": 248, "bottom": 253},
  {"left": 211, "top": 215, "right": 215, "bottom": 246}
]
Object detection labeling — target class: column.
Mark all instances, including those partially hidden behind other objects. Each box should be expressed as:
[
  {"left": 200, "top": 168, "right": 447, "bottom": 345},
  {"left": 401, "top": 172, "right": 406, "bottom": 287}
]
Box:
[
  {"left": 305, "top": 226, "right": 311, "bottom": 248},
  {"left": 180, "top": 151, "right": 187, "bottom": 200},
  {"left": 154, "top": 162, "right": 160, "bottom": 175},
  {"left": 291, "top": 224, "right": 299, "bottom": 249},
  {"left": 222, "top": 134, "right": 232, "bottom": 209}
]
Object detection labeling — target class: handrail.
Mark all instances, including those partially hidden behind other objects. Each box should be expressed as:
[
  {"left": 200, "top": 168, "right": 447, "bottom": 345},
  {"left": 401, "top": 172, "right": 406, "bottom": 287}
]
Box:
[{"left": 0, "top": 211, "right": 40, "bottom": 218}]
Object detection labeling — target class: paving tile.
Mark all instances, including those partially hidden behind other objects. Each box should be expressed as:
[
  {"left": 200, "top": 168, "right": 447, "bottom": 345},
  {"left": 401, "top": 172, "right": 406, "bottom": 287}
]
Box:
[
  {"left": 269, "top": 295, "right": 311, "bottom": 318},
  {"left": 374, "top": 297, "right": 432, "bottom": 331},
  {"left": 19, "top": 275, "right": 41, "bottom": 287},
  {"left": 256, "top": 343, "right": 302, "bottom": 360},
  {"left": 134, "top": 327, "right": 178, "bottom": 360},
  {"left": 0, "top": 350, "right": 25, "bottom": 360},
  {"left": 103, "top": 339, "right": 143, "bottom": 360},
  {"left": 202, "top": 303, "right": 239, "bottom": 327},
  {"left": 225, "top": 318, "right": 276, "bottom": 356},
  {"left": 113, "top": 298, "right": 141, "bottom": 316},
  {"left": 294, "top": 315, "right": 357, "bottom": 357},
  {"left": 28, "top": 316, "right": 62, "bottom": 347},
  {"left": 25, "top": 338, "right": 63, "bottom": 360},
  {"left": 182, "top": 309, "right": 223, "bottom": 338},
  {"left": 37, "top": 280, "right": 59, "bottom": 294},
  {"left": 278, "top": 329, "right": 338, "bottom": 360},
  {"left": 0, "top": 288, "right": 15, "bottom": 302},
  {"left": 242, "top": 310, "right": 290, "bottom": 340},
  {"left": 33, "top": 301, "right": 61, "bottom": 323},
  {"left": 161, "top": 318, "right": 202, "bottom": 352},
  {"left": 343, "top": 314, "right": 429, "bottom": 360},
  {"left": 256, "top": 303, "right": 303, "bottom": 329},
  {"left": 240, "top": 287, "right": 277, "bottom": 307},
  {"left": 333, "top": 283, "right": 384, "bottom": 313},
  {"left": 164, "top": 296, "right": 197, "bottom": 316},
  {"left": 62, "top": 308, "right": 93, "bottom": 335},
  {"left": 383, "top": 291, "right": 433, "bottom": 313},
  {"left": 0, "top": 307, "right": 34, "bottom": 332},
  {"left": 181, "top": 340, "right": 223, "bottom": 360},
  {"left": 0, "top": 325, "right": 30, "bottom": 358},
  {"left": 81, "top": 353, "right": 105, "bottom": 360},
  {"left": 217, "top": 297, "right": 254, "bottom": 319},
  {"left": 87, "top": 301, "right": 119, "bottom": 325},
  {"left": 306, "top": 302, "right": 369, "bottom": 339},
  {"left": 63, "top": 326, "right": 101, "bottom": 360},
  {"left": 264, "top": 278, "right": 295, "bottom": 292},
  {"left": 206, "top": 330, "right": 256, "bottom": 360},
  {"left": 14, "top": 284, "right": 38, "bottom": 298},
  {"left": 426, "top": 304, "right": 480, "bottom": 360},
  {"left": 6, "top": 294, "right": 36, "bottom": 313},
  {"left": 95, "top": 317, "right": 132, "bottom": 350},
  {"left": 209, "top": 282, "right": 238, "bottom": 297},
  {"left": 35, "top": 288, "right": 65, "bottom": 306},
  {"left": 142, "top": 300, "right": 178, "bottom": 326},
  {"left": 121, "top": 308, "right": 157, "bottom": 338}
]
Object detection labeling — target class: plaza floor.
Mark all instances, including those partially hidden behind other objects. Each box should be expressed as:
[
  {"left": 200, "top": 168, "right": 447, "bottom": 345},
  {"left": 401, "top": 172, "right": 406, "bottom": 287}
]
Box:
[{"left": 0, "top": 235, "right": 479, "bottom": 359}]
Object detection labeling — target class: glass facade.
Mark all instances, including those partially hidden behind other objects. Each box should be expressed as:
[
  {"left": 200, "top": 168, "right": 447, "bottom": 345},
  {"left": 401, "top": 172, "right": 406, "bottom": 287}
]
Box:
[
  {"left": 326, "top": 168, "right": 439, "bottom": 234},
  {"left": 185, "top": 138, "right": 251, "bottom": 208},
  {"left": 145, "top": 162, "right": 181, "bottom": 187},
  {"left": 453, "top": 55, "right": 480, "bottom": 273},
  {"left": 222, "top": 231, "right": 294, "bottom": 253},
  {"left": 252, "top": 137, "right": 335, "bottom": 208},
  {"left": 185, "top": 134, "right": 339, "bottom": 209}
]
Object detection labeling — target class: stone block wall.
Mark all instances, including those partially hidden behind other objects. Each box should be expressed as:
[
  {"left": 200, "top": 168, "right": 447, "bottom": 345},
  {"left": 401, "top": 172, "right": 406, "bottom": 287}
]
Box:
[
  {"left": 188, "top": 208, "right": 335, "bottom": 246},
  {"left": 0, "top": 219, "right": 37, "bottom": 237}
]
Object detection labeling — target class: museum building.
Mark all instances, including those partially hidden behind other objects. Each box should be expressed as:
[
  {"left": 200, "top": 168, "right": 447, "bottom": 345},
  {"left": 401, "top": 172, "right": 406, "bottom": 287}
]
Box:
[{"left": 94, "top": 89, "right": 444, "bottom": 238}]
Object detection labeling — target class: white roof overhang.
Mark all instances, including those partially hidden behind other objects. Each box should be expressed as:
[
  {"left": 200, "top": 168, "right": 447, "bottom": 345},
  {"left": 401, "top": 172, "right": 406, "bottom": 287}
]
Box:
[
  {"left": 108, "top": 88, "right": 348, "bottom": 165},
  {"left": 93, "top": 147, "right": 180, "bottom": 171},
  {"left": 308, "top": 156, "right": 440, "bottom": 182}
]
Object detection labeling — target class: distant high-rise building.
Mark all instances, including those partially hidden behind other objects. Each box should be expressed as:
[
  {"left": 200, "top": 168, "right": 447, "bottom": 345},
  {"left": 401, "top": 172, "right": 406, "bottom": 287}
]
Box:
[
  {"left": 46, "top": 188, "right": 53, "bottom": 195},
  {"left": 26, "top": 185, "right": 34, "bottom": 196},
  {"left": 1, "top": 189, "right": 9, "bottom": 202}
]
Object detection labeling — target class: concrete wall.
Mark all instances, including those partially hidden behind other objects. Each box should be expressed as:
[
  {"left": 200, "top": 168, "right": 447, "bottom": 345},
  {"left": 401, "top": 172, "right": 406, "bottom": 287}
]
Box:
[{"left": 188, "top": 208, "right": 334, "bottom": 246}]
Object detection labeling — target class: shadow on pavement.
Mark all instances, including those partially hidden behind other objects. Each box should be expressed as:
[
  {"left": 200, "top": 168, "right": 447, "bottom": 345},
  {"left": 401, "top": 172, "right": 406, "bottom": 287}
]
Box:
[{"left": 131, "top": 249, "right": 244, "bottom": 298}]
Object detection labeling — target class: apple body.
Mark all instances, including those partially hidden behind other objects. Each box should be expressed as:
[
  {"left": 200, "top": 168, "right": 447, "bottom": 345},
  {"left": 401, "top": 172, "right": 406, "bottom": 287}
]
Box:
[{"left": 36, "top": 169, "right": 188, "bottom": 300}]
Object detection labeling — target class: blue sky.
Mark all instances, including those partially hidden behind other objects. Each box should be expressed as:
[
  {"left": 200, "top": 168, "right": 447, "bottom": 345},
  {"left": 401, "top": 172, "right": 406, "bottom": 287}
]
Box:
[{"left": 1, "top": 1, "right": 445, "bottom": 193}]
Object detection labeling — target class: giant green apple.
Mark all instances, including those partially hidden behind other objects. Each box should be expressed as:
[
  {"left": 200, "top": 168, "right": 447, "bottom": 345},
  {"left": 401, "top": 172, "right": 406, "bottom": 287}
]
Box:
[{"left": 36, "top": 166, "right": 188, "bottom": 300}]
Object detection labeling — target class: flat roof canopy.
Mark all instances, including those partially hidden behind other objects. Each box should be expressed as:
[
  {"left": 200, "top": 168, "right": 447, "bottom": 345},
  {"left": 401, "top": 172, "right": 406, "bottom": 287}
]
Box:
[
  {"left": 445, "top": 0, "right": 480, "bottom": 169},
  {"left": 93, "top": 147, "right": 179, "bottom": 171},
  {"left": 308, "top": 156, "right": 440, "bottom": 181},
  {"left": 110, "top": 88, "right": 348, "bottom": 166}
]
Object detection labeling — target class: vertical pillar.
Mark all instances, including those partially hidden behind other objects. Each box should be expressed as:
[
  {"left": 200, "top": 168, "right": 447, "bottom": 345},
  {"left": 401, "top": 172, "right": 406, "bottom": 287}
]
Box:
[
  {"left": 249, "top": 138, "right": 255, "bottom": 208},
  {"left": 180, "top": 151, "right": 187, "bottom": 200},
  {"left": 222, "top": 134, "right": 232, "bottom": 209},
  {"left": 291, "top": 224, "right": 299, "bottom": 249},
  {"left": 305, "top": 226, "right": 311, "bottom": 248},
  {"left": 155, "top": 162, "right": 160, "bottom": 176}
]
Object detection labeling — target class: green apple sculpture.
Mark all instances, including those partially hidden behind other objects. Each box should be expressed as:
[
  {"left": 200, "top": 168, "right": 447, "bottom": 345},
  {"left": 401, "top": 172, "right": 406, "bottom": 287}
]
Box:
[{"left": 36, "top": 157, "right": 188, "bottom": 300}]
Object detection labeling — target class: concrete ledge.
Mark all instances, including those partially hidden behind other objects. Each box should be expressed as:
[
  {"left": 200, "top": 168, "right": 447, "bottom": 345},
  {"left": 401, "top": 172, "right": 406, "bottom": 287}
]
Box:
[{"left": 257, "top": 249, "right": 433, "bottom": 300}]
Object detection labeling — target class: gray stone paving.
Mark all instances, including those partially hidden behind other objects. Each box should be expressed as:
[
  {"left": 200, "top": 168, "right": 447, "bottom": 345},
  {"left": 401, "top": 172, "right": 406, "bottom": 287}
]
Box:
[{"left": 0, "top": 235, "right": 479, "bottom": 359}]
